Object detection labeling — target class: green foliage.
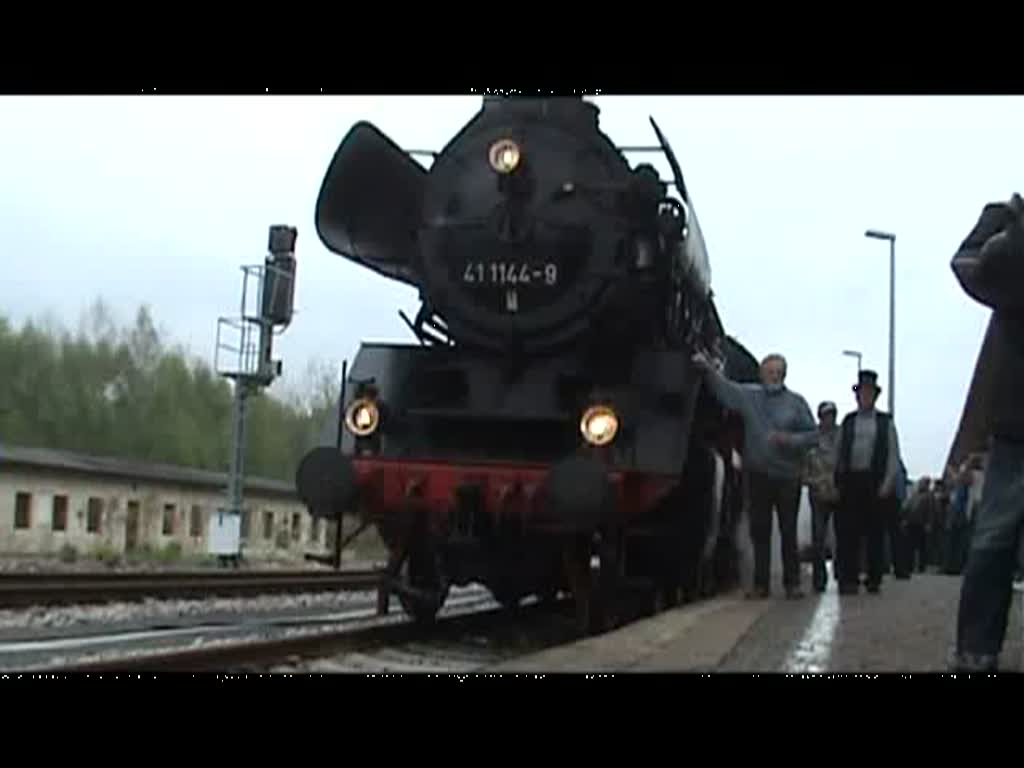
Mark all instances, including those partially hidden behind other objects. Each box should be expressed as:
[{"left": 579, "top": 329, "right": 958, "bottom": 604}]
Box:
[
  {"left": 158, "top": 541, "right": 183, "bottom": 562},
  {"left": 94, "top": 542, "right": 121, "bottom": 566},
  {"left": 0, "top": 301, "right": 338, "bottom": 483}
]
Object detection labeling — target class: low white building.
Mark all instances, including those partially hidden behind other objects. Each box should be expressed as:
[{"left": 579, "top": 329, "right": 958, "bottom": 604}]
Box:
[{"left": 0, "top": 442, "right": 331, "bottom": 563}]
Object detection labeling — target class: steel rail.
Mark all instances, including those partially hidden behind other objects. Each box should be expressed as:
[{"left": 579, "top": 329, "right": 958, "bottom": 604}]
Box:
[
  {"left": 0, "top": 568, "right": 383, "bottom": 609},
  {"left": 42, "top": 597, "right": 565, "bottom": 673}
]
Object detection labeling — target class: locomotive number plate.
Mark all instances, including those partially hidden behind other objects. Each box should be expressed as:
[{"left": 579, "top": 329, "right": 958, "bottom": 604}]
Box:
[{"left": 462, "top": 261, "right": 558, "bottom": 286}]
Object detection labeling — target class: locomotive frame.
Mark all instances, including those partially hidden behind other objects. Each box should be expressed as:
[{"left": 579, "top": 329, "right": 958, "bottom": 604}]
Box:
[{"left": 296, "top": 97, "right": 758, "bottom": 635}]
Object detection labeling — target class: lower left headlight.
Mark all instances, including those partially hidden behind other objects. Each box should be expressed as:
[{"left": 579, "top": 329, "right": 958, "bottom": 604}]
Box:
[{"left": 345, "top": 397, "right": 380, "bottom": 437}]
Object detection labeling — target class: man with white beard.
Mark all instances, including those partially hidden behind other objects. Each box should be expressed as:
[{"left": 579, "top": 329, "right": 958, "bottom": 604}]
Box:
[{"left": 692, "top": 351, "right": 819, "bottom": 599}]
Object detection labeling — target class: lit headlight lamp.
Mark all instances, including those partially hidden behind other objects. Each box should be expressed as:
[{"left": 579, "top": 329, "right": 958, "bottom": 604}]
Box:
[
  {"left": 580, "top": 404, "right": 619, "bottom": 447},
  {"left": 488, "top": 138, "right": 521, "bottom": 174},
  {"left": 345, "top": 397, "right": 380, "bottom": 437}
]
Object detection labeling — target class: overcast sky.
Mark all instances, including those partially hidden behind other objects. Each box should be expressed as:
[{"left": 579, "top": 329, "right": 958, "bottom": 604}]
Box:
[{"left": 1, "top": 95, "right": 1021, "bottom": 477}]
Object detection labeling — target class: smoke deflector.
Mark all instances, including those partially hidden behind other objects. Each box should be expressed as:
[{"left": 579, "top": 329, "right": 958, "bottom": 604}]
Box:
[{"left": 315, "top": 121, "right": 427, "bottom": 287}]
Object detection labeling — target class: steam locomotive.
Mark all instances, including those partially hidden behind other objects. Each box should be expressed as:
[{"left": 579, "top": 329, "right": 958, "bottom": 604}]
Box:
[{"left": 296, "top": 96, "right": 758, "bottom": 634}]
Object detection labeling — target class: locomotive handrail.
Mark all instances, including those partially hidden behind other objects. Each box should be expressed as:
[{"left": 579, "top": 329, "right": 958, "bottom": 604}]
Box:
[{"left": 618, "top": 144, "right": 681, "bottom": 187}]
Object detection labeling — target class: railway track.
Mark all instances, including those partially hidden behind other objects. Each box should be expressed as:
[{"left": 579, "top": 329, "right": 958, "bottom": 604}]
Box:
[
  {"left": 0, "top": 568, "right": 383, "bottom": 608},
  {"left": 25, "top": 591, "right": 576, "bottom": 673}
]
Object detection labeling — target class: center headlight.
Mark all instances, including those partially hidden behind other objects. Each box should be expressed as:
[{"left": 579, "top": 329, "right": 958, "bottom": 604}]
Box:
[
  {"left": 580, "top": 405, "right": 618, "bottom": 446},
  {"left": 488, "top": 138, "right": 521, "bottom": 174},
  {"left": 345, "top": 398, "right": 380, "bottom": 437}
]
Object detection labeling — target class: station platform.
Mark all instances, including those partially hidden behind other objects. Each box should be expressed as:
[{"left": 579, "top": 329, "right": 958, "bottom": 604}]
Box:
[{"left": 489, "top": 571, "right": 1023, "bottom": 673}]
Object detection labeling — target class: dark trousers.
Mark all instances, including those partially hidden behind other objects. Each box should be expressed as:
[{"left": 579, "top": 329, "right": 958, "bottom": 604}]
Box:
[
  {"left": 836, "top": 472, "right": 886, "bottom": 590},
  {"left": 747, "top": 471, "right": 801, "bottom": 591},
  {"left": 809, "top": 493, "right": 839, "bottom": 590},
  {"left": 944, "top": 522, "right": 970, "bottom": 575},
  {"left": 886, "top": 500, "right": 911, "bottom": 577},
  {"left": 927, "top": 522, "right": 945, "bottom": 570},
  {"left": 905, "top": 522, "right": 928, "bottom": 573},
  {"left": 954, "top": 437, "right": 1024, "bottom": 670}
]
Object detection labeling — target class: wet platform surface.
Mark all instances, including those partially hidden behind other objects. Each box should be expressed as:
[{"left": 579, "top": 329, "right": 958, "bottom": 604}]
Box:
[{"left": 490, "top": 569, "right": 1023, "bottom": 674}]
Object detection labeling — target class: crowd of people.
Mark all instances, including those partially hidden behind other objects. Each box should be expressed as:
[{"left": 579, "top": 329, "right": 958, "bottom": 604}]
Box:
[
  {"left": 805, "top": 418, "right": 990, "bottom": 589},
  {"left": 693, "top": 350, "right": 917, "bottom": 598},
  {"left": 693, "top": 191, "right": 1024, "bottom": 671}
]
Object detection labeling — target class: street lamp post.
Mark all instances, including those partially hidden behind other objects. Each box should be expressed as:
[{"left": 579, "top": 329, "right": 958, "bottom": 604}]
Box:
[
  {"left": 842, "top": 349, "right": 863, "bottom": 374},
  {"left": 865, "top": 229, "right": 896, "bottom": 419}
]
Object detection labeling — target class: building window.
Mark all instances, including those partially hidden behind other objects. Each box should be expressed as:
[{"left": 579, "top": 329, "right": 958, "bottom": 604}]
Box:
[
  {"left": 86, "top": 497, "right": 103, "bottom": 533},
  {"left": 291, "top": 513, "right": 301, "bottom": 542},
  {"left": 240, "top": 508, "right": 251, "bottom": 540},
  {"left": 189, "top": 505, "right": 203, "bottom": 537},
  {"left": 162, "top": 503, "right": 176, "bottom": 535},
  {"left": 309, "top": 519, "right": 320, "bottom": 545},
  {"left": 14, "top": 492, "right": 31, "bottom": 530},
  {"left": 263, "top": 511, "right": 274, "bottom": 540},
  {"left": 52, "top": 495, "right": 68, "bottom": 532}
]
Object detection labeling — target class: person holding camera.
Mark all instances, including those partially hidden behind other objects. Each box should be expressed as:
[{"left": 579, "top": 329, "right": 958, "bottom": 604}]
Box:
[{"left": 950, "top": 193, "right": 1024, "bottom": 672}]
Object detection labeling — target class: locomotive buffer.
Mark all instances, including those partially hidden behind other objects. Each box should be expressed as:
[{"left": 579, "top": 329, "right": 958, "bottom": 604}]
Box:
[{"left": 212, "top": 225, "right": 298, "bottom": 565}]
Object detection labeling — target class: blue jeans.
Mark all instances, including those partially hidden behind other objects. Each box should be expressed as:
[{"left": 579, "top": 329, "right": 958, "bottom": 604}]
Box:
[{"left": 953, "top": 437, "right": 1024, "bottom": 671}]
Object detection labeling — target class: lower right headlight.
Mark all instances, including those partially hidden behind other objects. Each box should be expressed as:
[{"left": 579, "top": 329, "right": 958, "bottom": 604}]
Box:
[{"left": 580, "top": 404, "right": 619, "bottom": 446}]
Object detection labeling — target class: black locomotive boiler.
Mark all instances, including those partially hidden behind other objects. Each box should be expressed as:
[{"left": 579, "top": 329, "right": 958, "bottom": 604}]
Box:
[{"left": 296, "top": 96, "right": 758, "bottom": 634}]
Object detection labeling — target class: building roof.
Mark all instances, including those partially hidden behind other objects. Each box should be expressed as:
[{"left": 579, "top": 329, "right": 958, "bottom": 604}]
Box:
[
  {"left": 0, "top": 442, "right": 297, "bottom": 500},
  {"left": 945, "top": 313, "right": 996, "bottom": 473}
]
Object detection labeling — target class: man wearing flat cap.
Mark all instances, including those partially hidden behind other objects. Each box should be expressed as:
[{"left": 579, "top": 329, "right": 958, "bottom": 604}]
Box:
[
  {"left": 803, "top": 400, "right": 841, "bottom": 593},
  {"left": 832, "top": 369, "right": 904, "bottom": 595}
]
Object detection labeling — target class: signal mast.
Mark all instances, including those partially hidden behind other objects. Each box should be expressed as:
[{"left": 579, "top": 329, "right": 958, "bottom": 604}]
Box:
[{"left": 211, "top": 225, "right": 298, "bottom": 564}]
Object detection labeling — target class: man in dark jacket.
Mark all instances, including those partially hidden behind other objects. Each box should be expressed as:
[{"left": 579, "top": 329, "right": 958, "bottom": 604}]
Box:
[
  {"left": 950, "top": 193, "right": 1024, "bottom": 672},
  {"left": 929, "top": 479, "right": 949, "bottom": 569},
  {"left": 903, "top": 477, "right": 932, "bottom": 573},
  {"left": 832, "top": 369, "right": 904, "bottom": 595},
  {"left": 888, "top": 459, "right": 912, "bottom": 578},
  {"left": 943, "top": 463, "right": 974, "bottom": 575}
]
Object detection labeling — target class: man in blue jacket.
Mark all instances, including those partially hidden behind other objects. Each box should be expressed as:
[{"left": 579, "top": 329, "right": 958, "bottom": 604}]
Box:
[
  {"left": 950, "top": 193, "right": 1024, "bottom": 672},
  {"left": 691, "top": 350, "right": 819, "bottom": 599}
]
